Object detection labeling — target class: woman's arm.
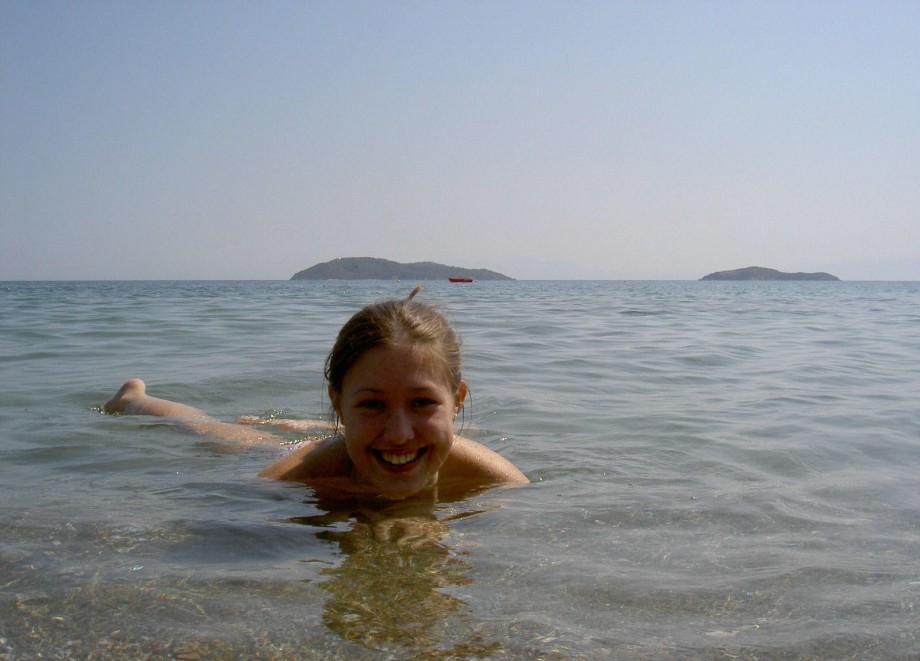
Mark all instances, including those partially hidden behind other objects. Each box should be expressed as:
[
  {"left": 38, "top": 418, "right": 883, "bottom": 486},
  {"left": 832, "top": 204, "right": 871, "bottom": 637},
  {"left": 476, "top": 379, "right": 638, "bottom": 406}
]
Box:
[{"left": 236, "top": 416, "right": 335, "bottom": 433}]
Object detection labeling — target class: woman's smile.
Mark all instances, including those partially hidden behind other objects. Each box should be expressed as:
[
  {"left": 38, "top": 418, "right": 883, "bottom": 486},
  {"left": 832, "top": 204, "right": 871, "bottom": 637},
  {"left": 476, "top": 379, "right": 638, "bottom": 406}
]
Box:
[{"left": 372, "top": 446, "right": 429, "bottom": 469}]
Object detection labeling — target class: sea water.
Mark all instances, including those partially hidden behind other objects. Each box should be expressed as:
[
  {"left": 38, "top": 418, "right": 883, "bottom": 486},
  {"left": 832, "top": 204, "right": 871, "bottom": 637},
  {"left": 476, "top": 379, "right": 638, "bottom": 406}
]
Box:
[{"left": 1, "top": 280, "right": 918, "bottom": 659}]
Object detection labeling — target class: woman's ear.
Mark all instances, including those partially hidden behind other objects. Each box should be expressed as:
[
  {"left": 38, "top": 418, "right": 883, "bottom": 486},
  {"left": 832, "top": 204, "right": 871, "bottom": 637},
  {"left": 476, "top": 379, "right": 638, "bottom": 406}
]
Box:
[{"left": 454, "top": 381, "right": 468, "bottom": 410}]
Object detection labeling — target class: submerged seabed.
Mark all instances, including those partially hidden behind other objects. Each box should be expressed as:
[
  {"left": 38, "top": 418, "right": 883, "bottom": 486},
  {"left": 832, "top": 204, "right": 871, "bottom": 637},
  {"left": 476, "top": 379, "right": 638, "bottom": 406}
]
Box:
[{"left": 1, "top": 280, "right": 918, "bottom": 659}]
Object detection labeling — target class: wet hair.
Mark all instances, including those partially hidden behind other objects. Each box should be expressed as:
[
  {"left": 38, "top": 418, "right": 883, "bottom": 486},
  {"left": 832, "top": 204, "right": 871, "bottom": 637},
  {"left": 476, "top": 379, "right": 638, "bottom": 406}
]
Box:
[{"left": 324, "top": 286, "right": 463, "bottom": 398}]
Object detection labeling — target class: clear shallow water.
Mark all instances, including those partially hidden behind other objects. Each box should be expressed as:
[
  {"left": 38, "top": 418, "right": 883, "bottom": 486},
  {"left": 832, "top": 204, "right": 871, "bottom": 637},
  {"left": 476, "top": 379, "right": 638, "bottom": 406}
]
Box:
[{"left": 1, "top": 280, "right": 918, "bottom": 659}]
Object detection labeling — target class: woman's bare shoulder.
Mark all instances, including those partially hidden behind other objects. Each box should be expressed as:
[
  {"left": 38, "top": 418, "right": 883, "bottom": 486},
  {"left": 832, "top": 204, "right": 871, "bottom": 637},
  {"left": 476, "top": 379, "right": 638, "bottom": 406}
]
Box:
[
  {"left": 257, "top": 435, "right": 351, "bottom": 481},
  {"left": 442, "top": 436, "right": 529, "bottom": 486}
]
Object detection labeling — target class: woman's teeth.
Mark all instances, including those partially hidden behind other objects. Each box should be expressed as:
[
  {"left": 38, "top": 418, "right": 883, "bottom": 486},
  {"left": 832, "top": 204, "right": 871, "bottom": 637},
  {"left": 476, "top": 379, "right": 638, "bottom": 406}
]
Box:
[{"left": 378, "top": 449, "right": 421, "bottom": 465}]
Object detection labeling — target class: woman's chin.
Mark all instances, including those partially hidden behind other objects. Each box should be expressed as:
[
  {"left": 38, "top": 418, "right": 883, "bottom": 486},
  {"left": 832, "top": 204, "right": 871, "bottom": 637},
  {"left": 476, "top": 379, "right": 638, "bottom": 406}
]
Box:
[
  {"left": 370, "top": 471, "right": 438, "bottom": 500},
  {"left": 362, "top": 449, "right": 439, "bottom": 497},
  {"left": 375, "top": 481, "right": 426, "bottom": 500}
]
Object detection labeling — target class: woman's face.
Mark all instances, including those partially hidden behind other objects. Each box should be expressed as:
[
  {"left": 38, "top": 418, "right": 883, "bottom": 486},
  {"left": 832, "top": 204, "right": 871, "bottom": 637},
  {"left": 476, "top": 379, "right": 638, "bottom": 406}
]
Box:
[{"left": 332, "top": 342, "right": 465, "bottom": 499}]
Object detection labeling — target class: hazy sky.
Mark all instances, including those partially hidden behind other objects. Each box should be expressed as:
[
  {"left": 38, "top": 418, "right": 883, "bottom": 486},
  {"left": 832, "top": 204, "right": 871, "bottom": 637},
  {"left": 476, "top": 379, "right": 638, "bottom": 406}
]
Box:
[{"left": 2, "top": 1, "right": 918, "bottom": 280}]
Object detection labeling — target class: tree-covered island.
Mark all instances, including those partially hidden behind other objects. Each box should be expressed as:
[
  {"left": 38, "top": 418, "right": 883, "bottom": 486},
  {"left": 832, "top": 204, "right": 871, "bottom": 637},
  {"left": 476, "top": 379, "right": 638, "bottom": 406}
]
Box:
[
  {"left": 700, "top": 266, "right": 840, "bottom": 281},
  {"left": 291, "top": 257, "right": 513, "bottom": 281}
]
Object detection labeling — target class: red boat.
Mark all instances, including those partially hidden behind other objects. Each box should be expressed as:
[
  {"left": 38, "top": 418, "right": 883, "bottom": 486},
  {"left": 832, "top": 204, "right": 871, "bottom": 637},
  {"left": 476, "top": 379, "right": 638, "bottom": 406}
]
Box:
[{"left": 448, "top": 277, "right": 474, "bottom": 283}]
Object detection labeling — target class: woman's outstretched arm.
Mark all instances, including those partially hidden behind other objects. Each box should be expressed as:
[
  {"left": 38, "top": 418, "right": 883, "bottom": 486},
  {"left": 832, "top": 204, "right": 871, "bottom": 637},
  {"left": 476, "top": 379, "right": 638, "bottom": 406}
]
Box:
[
  {"left": 236, "top": 416, "right": 335, "bottom": 433},
  {"left": 104, "top": 378, "right": 285, "bottom": 446}
]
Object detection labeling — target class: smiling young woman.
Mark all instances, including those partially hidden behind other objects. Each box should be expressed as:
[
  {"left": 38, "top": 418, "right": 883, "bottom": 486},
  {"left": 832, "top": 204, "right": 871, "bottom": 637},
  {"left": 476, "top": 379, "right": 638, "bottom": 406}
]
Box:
[{"left": 103, "top": 287, "right": 528, "bottom": 500}]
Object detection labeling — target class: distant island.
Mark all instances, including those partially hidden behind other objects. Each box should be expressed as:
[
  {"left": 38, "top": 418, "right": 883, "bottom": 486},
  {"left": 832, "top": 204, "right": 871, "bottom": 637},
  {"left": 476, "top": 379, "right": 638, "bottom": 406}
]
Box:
[
  {"left": 700, "top": 266, "right": 840, "bottom": 281},
  {"left": 291, "top": 257, "right": 513, "bottom": 281}
]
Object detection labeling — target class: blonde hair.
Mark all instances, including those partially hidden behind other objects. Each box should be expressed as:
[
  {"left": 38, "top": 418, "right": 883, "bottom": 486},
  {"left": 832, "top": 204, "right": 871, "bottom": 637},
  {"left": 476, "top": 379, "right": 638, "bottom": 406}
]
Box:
[{"left": 324, "top": 286, "right": 463, "bottom": 397}]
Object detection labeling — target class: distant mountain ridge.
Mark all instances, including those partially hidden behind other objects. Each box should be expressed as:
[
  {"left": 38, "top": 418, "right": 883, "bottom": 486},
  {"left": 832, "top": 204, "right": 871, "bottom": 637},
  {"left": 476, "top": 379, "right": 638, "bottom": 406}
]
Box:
[
  {"left": 291, "top": 257, "right": 513, "bottom": 281},
  {"left": 701, "top": 266, "right": 840, "bottom": 281}
]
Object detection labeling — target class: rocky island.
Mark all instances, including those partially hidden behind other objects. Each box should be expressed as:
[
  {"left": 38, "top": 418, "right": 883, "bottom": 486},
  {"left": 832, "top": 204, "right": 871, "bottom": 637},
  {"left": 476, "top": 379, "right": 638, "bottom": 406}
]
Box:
[
  {"left": 291, "top": 257, "right": 513, "bottom": 281},
  {"left": 700, "top": 266, "right": 840, "bottom": 281}
]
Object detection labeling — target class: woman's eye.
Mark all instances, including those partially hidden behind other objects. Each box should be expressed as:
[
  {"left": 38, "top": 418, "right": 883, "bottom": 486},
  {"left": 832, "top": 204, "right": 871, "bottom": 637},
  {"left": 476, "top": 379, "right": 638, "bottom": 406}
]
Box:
[
  {"left": 357, "top": 399, "right": 385, "bottom": 410},
  {"left": 411, "top": 398, "right": 438, "bottom": 408}
]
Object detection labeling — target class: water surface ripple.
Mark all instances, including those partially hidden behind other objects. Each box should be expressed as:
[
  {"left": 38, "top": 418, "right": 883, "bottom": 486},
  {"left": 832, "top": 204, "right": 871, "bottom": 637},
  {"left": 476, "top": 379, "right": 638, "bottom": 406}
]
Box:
[{"left": 1, "top": 280, "right": 917, "bottom": 659}]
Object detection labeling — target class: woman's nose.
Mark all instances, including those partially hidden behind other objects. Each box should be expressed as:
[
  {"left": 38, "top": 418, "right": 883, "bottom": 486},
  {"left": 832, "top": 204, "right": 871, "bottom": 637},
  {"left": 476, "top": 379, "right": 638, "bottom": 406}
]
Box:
[{"left": 383, "top": 408, "right": 413, "bottom": 443}]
